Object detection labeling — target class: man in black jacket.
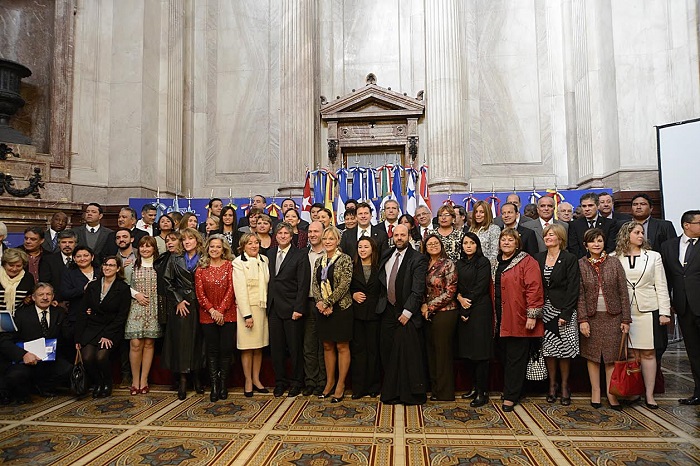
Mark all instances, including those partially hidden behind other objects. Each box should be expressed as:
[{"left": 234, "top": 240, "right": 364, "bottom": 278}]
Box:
[
  {"left": 267, "top": 222, "right": 311, "bottom": 397},
  {"left": 500, "top": 203, "right": 538, "bottom": 256},
  {"left": 39, "top": 230, "right": 78, "bottom": 303},
  {"left": 661, "top": 210, "right": 700, "bottom": 405},
  {"left": 630, "top": 193, "right": 677, "bottom": 252},
  {"left": 1, "top": 283, "right": 72, "bottom": 403},
  {"left": 377, "top": 225, "right": 427, "bottom": 405},
  {"left": 73, "top": 202, "right": 113, "bottom": 263},
  {"left": 567, "top": 193, "right": 619, "bottom": 258},
  {"left": 339, "top": 202, "right": 388, "bottom": 260}
]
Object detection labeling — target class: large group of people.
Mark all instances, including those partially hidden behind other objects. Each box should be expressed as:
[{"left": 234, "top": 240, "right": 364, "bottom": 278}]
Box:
[{"left": 1, "top": 193, "right": 699, "bottom": 413}]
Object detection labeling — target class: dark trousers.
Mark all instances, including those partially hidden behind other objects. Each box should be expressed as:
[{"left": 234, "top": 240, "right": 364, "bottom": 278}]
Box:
[
  {"left": 5, "top": 359, "right": 73, "bottom": 396},
  {"left": 269, "top": 311, "right": 304, "bottom": 388},
  {"left": 202, "top": 322, "right": 235, "bottom": 363},
  {"left": 119, "top": 337, "right": 130, "bottom": 379},
  {"left": 81, "top": 344, "right": 113, "bottom": 388},
  {"left": 677, "top": 309, "right": 700, "bottom": 397},
  {"left": 351, "top": 318, "right": 381, "bottom": 396},
  {"left": 466, "top": 359, "right": 490, "bottom": 393},
  {"left": 424, "top": 310, "right": 458, "bottom": 400},
  {"left": 303, "top": 298, "right": 326, "bottom": 389},
  {"left": 497, "top": 336, "right": 532, "bottom": 402}
]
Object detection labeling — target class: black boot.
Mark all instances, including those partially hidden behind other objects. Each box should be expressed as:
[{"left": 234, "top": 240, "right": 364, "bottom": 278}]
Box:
[
  {"left": 219, "top": 357, "right": 231, "bottom": 400},
  {"left": 193, "top": 371, "right": 204, "bottom": 394},
  {"left": 208, "top": 358, "right": 219, "bottom": 402},
  {"left": 178, "top": 373, "right": 187, "bottom": 400}
]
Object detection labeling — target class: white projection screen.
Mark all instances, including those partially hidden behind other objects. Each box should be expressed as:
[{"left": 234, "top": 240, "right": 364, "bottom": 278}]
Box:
[{"left": 657, "top": 118, "right": 700, "bottom": 233}]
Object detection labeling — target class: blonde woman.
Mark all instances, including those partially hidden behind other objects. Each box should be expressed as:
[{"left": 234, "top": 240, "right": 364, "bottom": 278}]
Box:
[
  {"left": 614, "top": 222, "right": 671, "bottom": 409},
  {"left": 195, "top": 234, "right": 236, "bottom": 402},
  {"left": 312, "top": 227, "right": 353, "bottom": 402},
  {"left": 469, "top": 200, "right": 501, "bottom": 261},
  {"left": 0, "top": 249, "right": 33, "bottom": 315},
  {"left": 232, "top": 233, "right": 270, "bottom": 397}
]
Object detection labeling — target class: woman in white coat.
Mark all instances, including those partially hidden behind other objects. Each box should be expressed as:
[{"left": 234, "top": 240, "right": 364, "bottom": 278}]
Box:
[
  {"left": 232, "top": 233, "right": 270, "bottom": 397},
  {"left": 614, "top": 222, "right": 671, "bottom": 409}
]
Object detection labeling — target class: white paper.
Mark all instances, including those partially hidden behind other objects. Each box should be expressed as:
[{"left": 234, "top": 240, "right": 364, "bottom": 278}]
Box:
[{"left": 23, "top": 338, "right": 47, "bottom": 360}]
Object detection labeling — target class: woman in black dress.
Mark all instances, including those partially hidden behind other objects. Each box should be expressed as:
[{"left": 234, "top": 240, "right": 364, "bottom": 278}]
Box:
[
  {"left": 312, "top": 226, "right": 353, "bottom": 402},
  {"left": 162, "top": 227, "right": 206, "bottom": 400},
  {"left": 349, "top": 236, "right": 381, "bottom": 399},
  {"left": 456, "top": 232, "right": 494, "bottom": 407},
  {"left": 534, "top": 224, "right": 580, "bottom": 406},
  {"left": 74, "top": 256, "right": 131, "bottom": 398}
]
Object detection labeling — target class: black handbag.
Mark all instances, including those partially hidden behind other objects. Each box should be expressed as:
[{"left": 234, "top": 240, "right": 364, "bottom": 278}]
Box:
[{"left": 71, "top": 350, "right": 87, "bottom": 396}]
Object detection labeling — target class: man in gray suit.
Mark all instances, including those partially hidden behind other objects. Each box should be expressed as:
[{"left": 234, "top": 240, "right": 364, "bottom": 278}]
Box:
[{"left": 524, "top": 196, "right": 569, "bottom": 252}]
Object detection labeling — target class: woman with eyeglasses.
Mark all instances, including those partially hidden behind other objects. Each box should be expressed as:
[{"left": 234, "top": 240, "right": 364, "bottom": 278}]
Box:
[{"left": 74, "top": 255, "right": 131, "bottom": 398}]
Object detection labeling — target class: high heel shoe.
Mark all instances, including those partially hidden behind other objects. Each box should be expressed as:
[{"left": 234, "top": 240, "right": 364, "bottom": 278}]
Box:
[
  {"left": 645, "top": 402, "right": 659, "bottom": 410},
  {"left": 546, "top": 383, "right": 559, "bottom": 403},
  {"left": 244, "top": 391, "right": 253, "bottom": 397},
  {"left": 253, "top": 385, "right": 269, "bottom": 394},
  {"left": 560, "top": 387, "right": 571, "bottom": 406},
  {"left": 590, "top": 402, "right": 602, "bottom": 409},
  {"left": 331, "top": 394, "right": 345, "bottom": 403}
]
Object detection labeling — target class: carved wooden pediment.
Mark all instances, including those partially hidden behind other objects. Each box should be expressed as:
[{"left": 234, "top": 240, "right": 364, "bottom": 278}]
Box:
[
  {"left": 320, "top": 75, "right": 424, "bottom": 164},
  {"left": 321, "top": 79, "right": 424, "bottom": 121}
]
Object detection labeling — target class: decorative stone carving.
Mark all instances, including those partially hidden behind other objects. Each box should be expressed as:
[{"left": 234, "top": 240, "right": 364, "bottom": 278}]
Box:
[
  {"left": 320, "top": 76, "right": 424, "bottom": 166},
  {"left": 0, "top": 167, "right": 43, "bottom": 198},
  {"left": 0, "top": 59, "right": 32, "bottom": 145}
]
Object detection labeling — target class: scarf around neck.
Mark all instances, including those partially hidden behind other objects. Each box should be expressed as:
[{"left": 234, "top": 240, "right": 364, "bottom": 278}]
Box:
[
  {"left": 320, "top": 249, "right": 342, "bottom": 301},
  {"left": 0, "top": 267, "right": 25, "bottom": 315}
]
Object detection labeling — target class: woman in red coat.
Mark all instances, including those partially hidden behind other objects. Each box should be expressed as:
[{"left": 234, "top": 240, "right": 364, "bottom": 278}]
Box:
[
  {"left": 195, "top": 234, "right": 236, "bottom": 402},
  {"left": 491, "top": 228, "right": 544, "bottom": 412}
]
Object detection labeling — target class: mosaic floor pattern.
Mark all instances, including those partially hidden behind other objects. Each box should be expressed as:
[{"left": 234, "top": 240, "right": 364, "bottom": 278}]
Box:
[{"left": 1, "top": 344, "right": 699, "bottom": 465}]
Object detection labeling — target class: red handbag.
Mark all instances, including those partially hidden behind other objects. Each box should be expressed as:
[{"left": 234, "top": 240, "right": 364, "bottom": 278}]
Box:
[{"left": 609, "top": 334, "right": 644, "bottom": 398}]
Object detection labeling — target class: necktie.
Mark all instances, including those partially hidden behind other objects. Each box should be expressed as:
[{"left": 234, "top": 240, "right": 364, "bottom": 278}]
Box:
[
  {"left": 588, "top": 221, "right": 595, "bottom": 229},
  {"left": 422, "top": 228, "right": 428, "bottom": 240},
  {"left": 543, "top": 222, "right": 549, "bottom": 227},
  {"left": 51, "top": 235, "right": 58, "bottom": 250},
  {"left": 276, "top": 250, "right": 285, "bottom": 275},
  {"left": 90, "top": 227, "right": 96, "bottom": 234},
  {"left": 65, "top": 257, "right": 73, "bottom": 268},
  {"left": 40, "top": 311, "right": 49, "bottom": 337},
  {"left": 387, "top": 252, "right": 401, "bottom": 306},
  {"left": 684, "top": 238, "right": 697, "bottom": 267},
  {"left": 388, "top": 224, "right": 394, "bottom": 238},
  {"left": 360, "top": 229, "right": 367, "bottom": 237}
]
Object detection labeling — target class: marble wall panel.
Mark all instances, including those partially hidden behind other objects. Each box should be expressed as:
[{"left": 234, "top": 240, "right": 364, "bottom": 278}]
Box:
[
  {"left": 611, "top": 0, "right": 700, "bottom": 170},
  {"left": 0, "top": 0, "right": 54, "bottom": 153}
]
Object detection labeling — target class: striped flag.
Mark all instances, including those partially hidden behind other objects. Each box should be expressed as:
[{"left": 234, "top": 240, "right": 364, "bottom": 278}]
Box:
[
  {"left": 418, "top": 164, "right": 431, "bottom": 210},
  {"left": 301, "top": 171, "right": 312, "bottom": 223},
  {"left": 405, "top": 168, "right": 417, "bottom": 215}
]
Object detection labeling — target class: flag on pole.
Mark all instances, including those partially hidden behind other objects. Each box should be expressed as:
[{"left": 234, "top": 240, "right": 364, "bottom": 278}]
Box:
[
  {"left": 528, "top": 189, "right": 541, "bottom": 206},
  {"left": 418, "top": 164, "right": 431, "bottom": 211},
  {"left": 366, "top": 167, "right": 379, "bottom": 225},
  {"left": 405, "top": 168, "right": 417, "bottom": 215},
  {"left": 392, "top": 164, "right": 404, "bottom": 214},
  {"left": 379, "top": 164, "right": 398, "bottom": 214},
  {"left": 324, "top": 170, "right": 336, "bottom": 223},
  {"left": 313, "top": 170, "right": 325, "bottom": 204},
  {"left": 301, "top": 170, "right": 312, "bottom": 223},
  {"left": 336, "top": 167, "right": 349, "bottom": 224},
  {"left": 350, "top": 166, "right": 363, "bottom": 201}
]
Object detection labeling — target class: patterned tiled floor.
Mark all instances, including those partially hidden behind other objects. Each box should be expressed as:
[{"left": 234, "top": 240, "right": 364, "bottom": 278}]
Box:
[{"left": 0, "top": 342, "right": 699, "bottom": 465}]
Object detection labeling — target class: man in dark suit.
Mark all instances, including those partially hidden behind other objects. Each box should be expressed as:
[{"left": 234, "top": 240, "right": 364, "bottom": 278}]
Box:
[
  {"left": 73, "top": 202, "right": 113, "bottom": 262},
  {"left": 598, "top": 192, "right": 632, "bottom": 224},
  {"left": 524, "top": 196, "right": 569, "bottom": 252},
  {"left": 198, "top": 198, "right": 224, "bottom": 235},
  {"left": 42, "top": 212, "right": 69, "bottom": 254},
  {"left": 629, "top": 193, "right": 677, "bottom": 252},
  {"left": 661, "top": 210, "right": 700, "bottom": 405},
  {"left": 105, "top": 208, "right": 147, "bottom": 257},
  {"left": 377, "top": 224, "right": 428, "bottom": 405},
  {"left": 1, "top": 283, "right": 73, "bottom": 402},
  {"left": 567, "top": 193, "right": 619, "bottom": 258},
  {"left": 267, "top": 222, "right": 311, "bottom": 397},
  {"left": 39, "top": 230, "right": 77, "bottom": 303},
  {"left": 339, "top": 202, "right": 388, "bottom": 259},
  {"left": 494, "top": 193, "right": 536, "bottom": 228},
  {"left": 500, "top": 203, "right": 538, "bottom": 256}
]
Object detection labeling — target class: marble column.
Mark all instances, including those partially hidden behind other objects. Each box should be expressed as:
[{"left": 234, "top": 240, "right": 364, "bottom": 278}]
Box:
[
  {"left": 424, "top": 0, "right": 467, "bottom": 192},
  {"left": 279, "top": 0, "right": 318, "bottom": 194}
]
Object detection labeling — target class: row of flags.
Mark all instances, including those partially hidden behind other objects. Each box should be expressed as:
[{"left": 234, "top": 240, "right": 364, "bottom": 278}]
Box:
[{"left": 301, "top": 165, "right": 432, "bottom": 224}]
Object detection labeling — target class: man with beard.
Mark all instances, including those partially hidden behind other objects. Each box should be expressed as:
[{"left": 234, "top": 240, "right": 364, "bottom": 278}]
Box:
[{"left": 377, "top": 224, "right": 427, "bottom": 405}]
